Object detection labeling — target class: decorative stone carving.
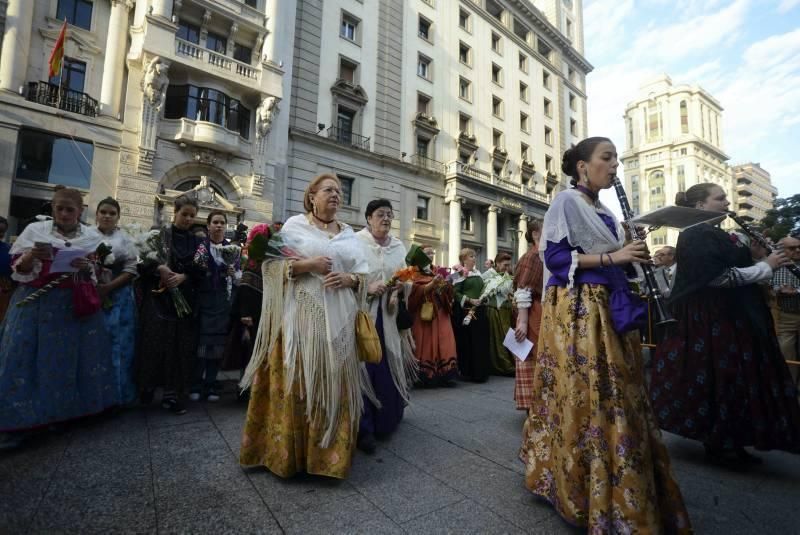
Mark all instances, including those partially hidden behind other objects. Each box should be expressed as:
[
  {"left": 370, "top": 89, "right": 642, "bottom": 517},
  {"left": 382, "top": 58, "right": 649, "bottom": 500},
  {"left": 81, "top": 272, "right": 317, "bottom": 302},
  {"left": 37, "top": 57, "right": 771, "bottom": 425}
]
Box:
[
  {"left": 252, "top": 174, "right": 265, "bottom": 196},
  {"left": 142, "top": 56, "right": 170, "bottom": 110},
  {"left": 256, "top": 96, "right": 279, "bottom": 139},
  {"left": 192, "top": 149, "right": 218, "bottom": 165}
]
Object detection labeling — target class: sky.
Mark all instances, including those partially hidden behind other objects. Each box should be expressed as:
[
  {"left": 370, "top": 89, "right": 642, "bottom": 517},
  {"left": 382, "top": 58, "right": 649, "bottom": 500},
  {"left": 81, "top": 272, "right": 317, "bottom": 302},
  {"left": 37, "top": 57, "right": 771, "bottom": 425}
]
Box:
[{"left": 583, "top": 0, "right": 800, "bottom": 212}]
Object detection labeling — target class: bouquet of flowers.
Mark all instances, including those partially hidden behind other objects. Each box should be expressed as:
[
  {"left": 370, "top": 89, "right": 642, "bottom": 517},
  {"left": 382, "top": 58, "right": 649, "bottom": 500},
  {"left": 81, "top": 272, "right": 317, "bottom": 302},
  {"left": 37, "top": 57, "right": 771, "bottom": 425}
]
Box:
[
  {"left": 17, "top": 242, "right": 113, "bottom": 308},
  {"left": 219, "top": 243, "right": 241, "bottom": 299},
  {"left": 242, "top": 222, "right": 288, "bottom": 269},
  {"left": 133, "top": 228, "right": 192, "bottom": 318},
  {"left": 463, "top": 271, "right": 513, "bottom": 326}
]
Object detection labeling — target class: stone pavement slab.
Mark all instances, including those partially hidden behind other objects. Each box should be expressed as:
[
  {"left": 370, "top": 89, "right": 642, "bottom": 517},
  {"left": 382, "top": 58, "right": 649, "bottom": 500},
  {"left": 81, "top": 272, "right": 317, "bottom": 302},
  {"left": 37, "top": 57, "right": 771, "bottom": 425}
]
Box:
[{"left": 1, "top": 376, "right": 799, "bottom": 534}]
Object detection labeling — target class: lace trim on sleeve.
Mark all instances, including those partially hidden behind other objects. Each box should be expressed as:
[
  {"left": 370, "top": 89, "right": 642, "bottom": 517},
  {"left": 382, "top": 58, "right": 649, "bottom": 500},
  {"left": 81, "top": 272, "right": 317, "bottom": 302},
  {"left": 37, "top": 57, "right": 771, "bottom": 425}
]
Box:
[{"left": 11, "top": 256, "right": 42, "bottom": 283}]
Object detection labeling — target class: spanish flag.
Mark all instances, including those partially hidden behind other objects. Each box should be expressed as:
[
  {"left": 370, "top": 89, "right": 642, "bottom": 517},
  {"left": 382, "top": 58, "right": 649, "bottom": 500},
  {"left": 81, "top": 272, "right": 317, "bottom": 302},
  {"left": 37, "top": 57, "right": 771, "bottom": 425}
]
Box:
[{"left": 48, "top": 20, "right": 67, "bottom": 79}]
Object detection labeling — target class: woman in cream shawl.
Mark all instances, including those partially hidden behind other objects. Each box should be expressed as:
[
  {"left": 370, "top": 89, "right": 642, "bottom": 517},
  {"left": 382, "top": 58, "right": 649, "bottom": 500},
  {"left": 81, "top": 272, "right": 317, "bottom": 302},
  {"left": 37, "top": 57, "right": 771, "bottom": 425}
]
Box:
[
  {"left": 354, "top": 199, "right": 417, "bottom": 454},
  {"left": 240, "top": 173, "right": 369, "bottom": 479}
]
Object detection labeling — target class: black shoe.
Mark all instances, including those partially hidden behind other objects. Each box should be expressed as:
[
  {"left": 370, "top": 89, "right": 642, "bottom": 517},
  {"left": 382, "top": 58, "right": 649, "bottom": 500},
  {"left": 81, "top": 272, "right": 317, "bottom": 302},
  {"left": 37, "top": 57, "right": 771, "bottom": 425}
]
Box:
[
  {"left": 161, "top": 398, "right": 187, "bottom": 415},
  {"left": 357, "top": 433, "right": 377, "bottom": 454}
]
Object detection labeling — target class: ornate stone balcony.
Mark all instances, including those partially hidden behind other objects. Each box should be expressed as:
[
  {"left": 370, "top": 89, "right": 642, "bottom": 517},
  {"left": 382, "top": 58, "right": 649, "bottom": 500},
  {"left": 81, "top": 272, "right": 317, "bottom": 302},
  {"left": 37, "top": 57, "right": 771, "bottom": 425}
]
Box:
[
  {"left": 161, "top": 117, "right": 252, "bottom": 157},
  {"left": 446, "top": 161, "right": 548, "bottom": 203}
]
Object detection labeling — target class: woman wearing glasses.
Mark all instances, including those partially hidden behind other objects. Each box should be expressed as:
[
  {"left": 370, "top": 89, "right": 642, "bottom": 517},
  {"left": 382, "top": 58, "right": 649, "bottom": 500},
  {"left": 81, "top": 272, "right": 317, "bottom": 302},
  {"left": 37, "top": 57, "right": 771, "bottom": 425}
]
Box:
[{"left": 354, "top": 200, "right": 417, "bottom": 453}]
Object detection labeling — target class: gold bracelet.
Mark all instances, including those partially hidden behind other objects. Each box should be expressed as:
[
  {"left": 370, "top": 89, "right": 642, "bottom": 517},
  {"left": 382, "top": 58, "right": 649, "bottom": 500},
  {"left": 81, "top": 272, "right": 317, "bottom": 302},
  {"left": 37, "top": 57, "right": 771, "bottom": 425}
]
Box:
[{"left": 286, "top": 259, "right": 295, "bottom": 280}]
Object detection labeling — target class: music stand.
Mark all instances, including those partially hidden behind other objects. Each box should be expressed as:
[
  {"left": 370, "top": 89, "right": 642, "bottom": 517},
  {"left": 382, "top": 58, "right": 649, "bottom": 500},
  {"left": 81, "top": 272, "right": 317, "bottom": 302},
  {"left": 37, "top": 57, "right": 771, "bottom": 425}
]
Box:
[{"left": 631, "top": 206, "right": 727, "bottom": 231}]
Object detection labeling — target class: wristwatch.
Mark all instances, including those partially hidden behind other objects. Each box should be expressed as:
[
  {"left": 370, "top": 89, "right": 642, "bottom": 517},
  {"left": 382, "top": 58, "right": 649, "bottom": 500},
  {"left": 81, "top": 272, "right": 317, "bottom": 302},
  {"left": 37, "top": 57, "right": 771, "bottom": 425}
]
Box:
[{"left": 349, "top": 273, "right": 359, "bottom": 288}]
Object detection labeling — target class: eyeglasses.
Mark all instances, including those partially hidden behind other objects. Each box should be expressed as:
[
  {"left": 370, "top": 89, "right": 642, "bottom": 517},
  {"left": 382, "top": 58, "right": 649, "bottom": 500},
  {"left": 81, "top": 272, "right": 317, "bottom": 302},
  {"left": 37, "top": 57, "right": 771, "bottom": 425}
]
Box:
[{"left": 372, "top": 211, "right": 394, "bottom": 220}]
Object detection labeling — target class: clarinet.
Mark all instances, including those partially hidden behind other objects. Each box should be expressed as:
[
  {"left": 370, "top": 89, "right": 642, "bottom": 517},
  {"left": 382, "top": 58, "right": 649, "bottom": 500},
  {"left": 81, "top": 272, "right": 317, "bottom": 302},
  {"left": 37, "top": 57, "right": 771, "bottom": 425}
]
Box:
[
  {"left": 726, "top": 211, "right": 800, "bottom": 279},
  {"left": 610, "top": 176, "right": 676, "bottom": 325}
]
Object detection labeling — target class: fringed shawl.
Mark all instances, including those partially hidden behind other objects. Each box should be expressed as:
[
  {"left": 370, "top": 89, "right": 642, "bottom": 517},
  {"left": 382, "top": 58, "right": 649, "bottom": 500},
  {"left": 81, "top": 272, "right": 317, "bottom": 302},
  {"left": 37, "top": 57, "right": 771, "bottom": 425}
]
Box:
[
  {"left": 355, "top": 229, "right": 418, "bottom": 403},
  {"left": 241, "top": 214, "right": 369, "bottom": 447}
]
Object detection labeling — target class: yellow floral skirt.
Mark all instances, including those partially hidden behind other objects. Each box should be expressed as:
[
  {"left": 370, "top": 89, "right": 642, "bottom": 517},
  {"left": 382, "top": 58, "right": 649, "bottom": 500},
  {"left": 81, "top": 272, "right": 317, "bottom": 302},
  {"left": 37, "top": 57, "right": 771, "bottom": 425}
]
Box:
[
  {"left": 520, "top": 285, "right": 691, "bottom": 533},
  {"left": 239, "top": 333, "right": 356, "bottom": 479}
]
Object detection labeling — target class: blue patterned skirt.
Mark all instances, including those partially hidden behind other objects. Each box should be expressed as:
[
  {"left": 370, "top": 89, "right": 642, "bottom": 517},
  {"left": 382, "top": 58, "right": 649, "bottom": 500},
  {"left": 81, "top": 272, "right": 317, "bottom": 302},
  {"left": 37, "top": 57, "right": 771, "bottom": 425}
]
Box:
[
  {"left": 0, "top": 286, "right": 118, "bottom": 432},
  {"left": 103, "top": 285, "right": 138, "bottom": 404}
]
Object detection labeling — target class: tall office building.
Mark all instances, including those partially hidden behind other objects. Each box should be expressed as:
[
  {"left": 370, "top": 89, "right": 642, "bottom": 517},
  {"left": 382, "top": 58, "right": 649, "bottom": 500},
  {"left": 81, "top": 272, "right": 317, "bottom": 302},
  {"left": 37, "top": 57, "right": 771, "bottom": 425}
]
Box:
[
  {"left": 731, "top": 162, "right": 777, "bottom": 224},
  {"left": 621, "top": 75, "right": 736, "bottom": 248}
]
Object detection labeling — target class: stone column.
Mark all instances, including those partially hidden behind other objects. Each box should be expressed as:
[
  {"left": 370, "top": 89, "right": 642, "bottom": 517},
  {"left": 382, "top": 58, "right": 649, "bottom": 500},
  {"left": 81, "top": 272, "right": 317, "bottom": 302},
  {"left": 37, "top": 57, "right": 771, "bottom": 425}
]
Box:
[
  {"left": 0, "top": 0, "right": 35, "bottom": 93},
  {"left": 517, "top": 214, "right": 529, "bottom": 259},
  {"left": 100, "top": 0, "right": 132, "bottom": 118},
  {"left": 262, "top": 0, "right": 278, "bottom": 62},
  {"left": 448, "top": 197, "right": 463, "bottom": 267},
  {"left": 151, "top": 0, "right": 174, "bottom": 19},
  {"left": 486, "top": 205, "right": 499, "bottom": 262},
  {"left": 133, "top": 0, "right": 148, "bottom": 26}
]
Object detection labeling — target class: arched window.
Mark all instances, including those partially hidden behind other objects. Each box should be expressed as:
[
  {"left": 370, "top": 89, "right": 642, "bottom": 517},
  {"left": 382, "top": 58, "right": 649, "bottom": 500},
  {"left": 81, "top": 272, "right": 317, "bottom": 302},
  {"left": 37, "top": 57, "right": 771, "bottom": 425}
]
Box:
[
  {"left": 679, "top": 101, "right": 688, "bottom": 134},
  {"left": 164, "top": 85, "right": 251, "bottom": 139}
]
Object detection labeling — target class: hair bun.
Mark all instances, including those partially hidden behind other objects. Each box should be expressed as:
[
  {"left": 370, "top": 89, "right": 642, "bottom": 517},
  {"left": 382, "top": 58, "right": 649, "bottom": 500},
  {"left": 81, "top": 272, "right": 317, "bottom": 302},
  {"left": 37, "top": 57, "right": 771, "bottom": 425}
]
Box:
[
  {"left": 561, "top": 147, "right": 576, "bottom": 176},
  {"left": 675, "top": 191, "right": 688, "bottom": 207}
]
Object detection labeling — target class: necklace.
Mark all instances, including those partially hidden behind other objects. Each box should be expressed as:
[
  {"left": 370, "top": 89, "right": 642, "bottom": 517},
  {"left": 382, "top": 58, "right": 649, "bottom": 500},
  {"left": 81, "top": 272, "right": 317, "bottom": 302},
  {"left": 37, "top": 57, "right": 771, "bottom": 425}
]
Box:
[{"left": 312, "top": 213, "right": 336, "bottom": 229}]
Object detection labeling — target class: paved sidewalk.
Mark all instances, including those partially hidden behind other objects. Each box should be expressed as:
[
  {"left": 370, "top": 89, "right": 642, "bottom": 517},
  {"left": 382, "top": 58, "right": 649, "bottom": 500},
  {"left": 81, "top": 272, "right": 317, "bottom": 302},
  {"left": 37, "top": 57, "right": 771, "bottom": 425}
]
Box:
[{"left": 1, "top": 377, "right": 799, "bottom": 534}]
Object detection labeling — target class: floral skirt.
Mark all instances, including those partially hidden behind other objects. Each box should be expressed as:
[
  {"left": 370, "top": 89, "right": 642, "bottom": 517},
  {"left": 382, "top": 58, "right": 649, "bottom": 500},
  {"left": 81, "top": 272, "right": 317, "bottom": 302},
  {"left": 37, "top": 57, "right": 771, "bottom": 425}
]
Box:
[
  {"left": 651, "top": 292, "right": 800, "bottom": 452},
  {"left": 103, "top": 285, "right": 138, "bottom": 404},
  {"left": 0, "top": 287, "right": 117, "bottom": 432},
  {"left": 240, "top": 332, "right": 356, "bottom": 479},
  {"left": 520, "top": 284, "right": 691, "bottom": 533}
]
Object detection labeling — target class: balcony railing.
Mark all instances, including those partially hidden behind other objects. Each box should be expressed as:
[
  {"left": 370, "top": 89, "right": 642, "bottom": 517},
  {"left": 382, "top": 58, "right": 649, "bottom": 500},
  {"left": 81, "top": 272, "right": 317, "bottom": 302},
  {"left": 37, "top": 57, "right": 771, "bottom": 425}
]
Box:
[
  {"left": 175, "top": 38, "right": 259, "bottom": 81},
  {"left": 327, "top": 127, "right": 370, "bottom": 151},
  {"left": 447, "top": 161, "right": 549, "bottom": 203},
  {"left": 26, "top": 81, "right": 98, "bottom": 117},
  {"left": 410, "top": 154, "right": 446, "bottom": 174}
]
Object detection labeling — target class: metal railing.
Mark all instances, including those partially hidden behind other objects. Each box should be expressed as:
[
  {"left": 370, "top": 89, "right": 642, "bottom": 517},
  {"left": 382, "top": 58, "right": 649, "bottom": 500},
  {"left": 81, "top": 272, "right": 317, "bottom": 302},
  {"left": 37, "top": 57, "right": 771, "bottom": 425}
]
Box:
[
  {"left": 26, "top": 81, "right": 98, "bottom": 117},
  {"left": 447, "top": 161, "right": 550, "bottom": 203},
  {"left": 410, "top": 154, "right": 446, "bottom": 174},
  {"left": 327, "top": 127, "right": 370, "bottom": 151}
]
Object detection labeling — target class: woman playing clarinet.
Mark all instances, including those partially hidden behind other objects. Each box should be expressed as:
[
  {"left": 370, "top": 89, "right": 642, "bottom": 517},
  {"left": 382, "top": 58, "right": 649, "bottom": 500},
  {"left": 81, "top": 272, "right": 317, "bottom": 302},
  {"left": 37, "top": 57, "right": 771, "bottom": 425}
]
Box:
[
  {"left": 650, "top": 183, "right": 800, "bottom": 465},
  {"left": 519, "top": 137, "right": 690, "bottom": 533}
]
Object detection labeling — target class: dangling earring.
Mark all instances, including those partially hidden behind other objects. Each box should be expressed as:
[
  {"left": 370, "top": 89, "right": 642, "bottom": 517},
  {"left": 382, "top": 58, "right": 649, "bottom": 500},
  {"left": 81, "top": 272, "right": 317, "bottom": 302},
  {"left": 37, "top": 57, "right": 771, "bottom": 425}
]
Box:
[
  {"left": 312, "top": 201, "right": 318, "bottom": 216},
  {"left": 582, "top": 173, "right": 590, "bottom": 185}
]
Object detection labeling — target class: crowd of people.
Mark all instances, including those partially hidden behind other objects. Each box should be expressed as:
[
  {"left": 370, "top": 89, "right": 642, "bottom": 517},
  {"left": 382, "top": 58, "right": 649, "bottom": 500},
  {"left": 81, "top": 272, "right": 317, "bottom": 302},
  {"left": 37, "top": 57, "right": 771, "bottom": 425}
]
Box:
[{"left": 0, "top": 137, "right": 799, "bottom": 532}]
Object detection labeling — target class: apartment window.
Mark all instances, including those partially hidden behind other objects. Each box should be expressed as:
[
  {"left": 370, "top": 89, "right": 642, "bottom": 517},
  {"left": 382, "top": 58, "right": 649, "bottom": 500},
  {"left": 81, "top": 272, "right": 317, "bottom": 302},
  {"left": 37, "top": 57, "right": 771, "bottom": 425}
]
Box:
[
  {"left": 339, "top": 57, "right": 358, "bottom": 83},
  {"left": 492, "top": 96, "right": 503, "bottom": 118},
  {"left": 545, "top": 155, "right": 553, "bottom": 173},
  {"left": 491, "top": 63, "right": 502, "bottom": 85},
  {"left": 544, "top": 126, "right": 553, "bottom": 145},
  {"left": 165, "top": 85, "right": 252, "bottom": 139},
  {"left": 491, "top": 32, "right": 502, "bottom": 54},
  {"left": 459, "top": 8, "right": 471, "bottom": 31},
  {"left": 459, "top": 113, "right": 472, "bottom": 134},
  {"left": 461, "top": 207, "right": 473, "bottom": 231},
  {"left": 497, "top": 215, "right": 506, "bottom": 238},
  {"left": 416, "top": 136, "right": 430, "bottom": 158},
  {"left": 519, "top": 53, "right": 528, "bottom": 73},
  {"left": 16, "top": 129, "right": 93, "bottom": 188},
  {"left": 416, "top": 196, "right": 430, "bottom": 220},
  {"left": 206, "top": 32, "right": 227, "bottom": 54},
  {"left": 49, "top": 58, "right": 86, "bottom": 93},
  {"left": 339, "top": 176, "right": 354, "bottom": 205},
  {"left": 543, "top": 97, "right": 552, "bottom": 117},
  {"left": 486, "top": 0, "right": 504, "bottom": 22},
  {"left": 459, "top": 77, "right": 472, "bottom": 101},
  {"left": 417, "top": 93, "right": 431, "bottom": 114},
  {"left": 177, "top": 21, "right": 200, "bottom": 44},
  {"left": 233, "top": 43, "right": 252, "bottom": 64},
  {"left": 565, "top": 19, "right": 573, "bottom": 39},
  {"left": 568, "top": 66, "right": 576, "bottom": 84},
  {"left": 340, "top": 12, "right": 359, "bottom": 42},
  {"left": 513, "top": 18, "right": 531, "bottom": 42},
  {"left": 680, "top": 100, "right": 689, "bottom": 134},
  {"left": 520, "top": 142, "right": 529, "bottom": 161},
  {"left": 492, "top": 129, "right": 503, "bottom": 148},
  {"left": 418, "top": 16, "right": 432, "bottom": 41},
  {"left": 519, "top": 81, "right": 529, "bottom": 102},
  {"left": 459, "top": 42, "right": 471, "bottom": 66},
  {"left": 569, "top": 93, "right": 576, "bottom": 111},
  {"left": 521, "top": 112, "right": 530, "bottom": 133},
  {"left": 680, "top": 148, "right": 687, "bottom": 156},
  {"left": 647, "top": 101, "right": 661, "bottom": 141},
  {"left": 570, "top": 118, "right": 577, "bottom": 136},
  {"left": 245, "top": 0, "right": 257, "bottom": 6},
  {"left": 417, "top": 54, "right": 431, "bottom": 80},
  {"left": 537, "top": 38, "right": 553, "bottom": 60},
  {"left": 543, "top": 71, "right": 551, "bottom": 89},
  {"left": 57, "top": 0, "right": 92, "bottom": 31},
  {"left": 676, "top": 165, "right": 686, "bottom": 192}
]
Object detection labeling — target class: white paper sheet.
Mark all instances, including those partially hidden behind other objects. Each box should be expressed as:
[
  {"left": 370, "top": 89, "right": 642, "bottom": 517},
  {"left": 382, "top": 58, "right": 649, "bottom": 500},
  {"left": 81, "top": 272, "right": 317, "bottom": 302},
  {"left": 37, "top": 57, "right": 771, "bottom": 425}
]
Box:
[
  {"left": 502, "top": 328, "right": 534, "bottom": 361},
  {"left": 50, "top": 248, "right": 90, "bottom": 273}
]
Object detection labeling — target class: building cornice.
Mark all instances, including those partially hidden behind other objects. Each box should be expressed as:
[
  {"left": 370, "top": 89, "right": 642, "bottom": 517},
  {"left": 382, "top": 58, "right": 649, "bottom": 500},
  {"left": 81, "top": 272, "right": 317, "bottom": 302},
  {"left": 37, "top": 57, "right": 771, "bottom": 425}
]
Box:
[{"left": 462, "top": 0, "right": 593, "bottom": 76}]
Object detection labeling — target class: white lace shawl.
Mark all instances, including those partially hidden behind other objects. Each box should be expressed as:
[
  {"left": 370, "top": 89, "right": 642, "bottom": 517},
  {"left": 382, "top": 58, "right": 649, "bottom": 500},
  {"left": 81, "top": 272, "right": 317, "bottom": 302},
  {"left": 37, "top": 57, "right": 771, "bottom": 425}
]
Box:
[
  {"left": 539, "top": 188, "right": 624, "bottom": 288},
  {"left": 355, "top": 229, "right": 418, "bottom": 403},
  {"left": 10, "top": 221, "right": 104, "bottom": 282},
  {"left": 241, "top": 214, "right": 369, "bottom": 447}
]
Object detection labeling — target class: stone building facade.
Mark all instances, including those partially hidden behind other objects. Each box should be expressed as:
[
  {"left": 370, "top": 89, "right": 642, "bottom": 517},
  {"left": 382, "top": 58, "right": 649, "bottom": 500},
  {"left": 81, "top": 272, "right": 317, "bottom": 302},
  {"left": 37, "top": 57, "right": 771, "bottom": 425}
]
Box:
[
  {"left": 0, "top": 0, "right": 288, "bottom": 234},
  {"left": 731, "top": 162, "right": 776, "bottom": 224}
]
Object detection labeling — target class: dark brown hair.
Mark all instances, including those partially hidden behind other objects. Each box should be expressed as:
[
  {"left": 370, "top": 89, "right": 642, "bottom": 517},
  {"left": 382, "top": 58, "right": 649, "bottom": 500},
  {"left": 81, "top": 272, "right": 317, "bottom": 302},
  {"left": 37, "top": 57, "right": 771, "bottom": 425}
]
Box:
[
  {"left": 561, "top": 137, "right": 612, "bottom": 186},
  {"left": 96, "top": 196, "right": 120, "bottom": 214},
  {"left": 525, "top": 218, "right": 542, "bottom": 244},
  {"left": 174, "top": 194, "right": 199, "bottom": 212},
  {"left": 206, "top": 210, "right": 227, "bottom": 225},
  {"left": 675, "top": 183, "right": 717, "bottom": 208},
  {"left": 494, "top": 252, "right": 512, "bottom": 265}
]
